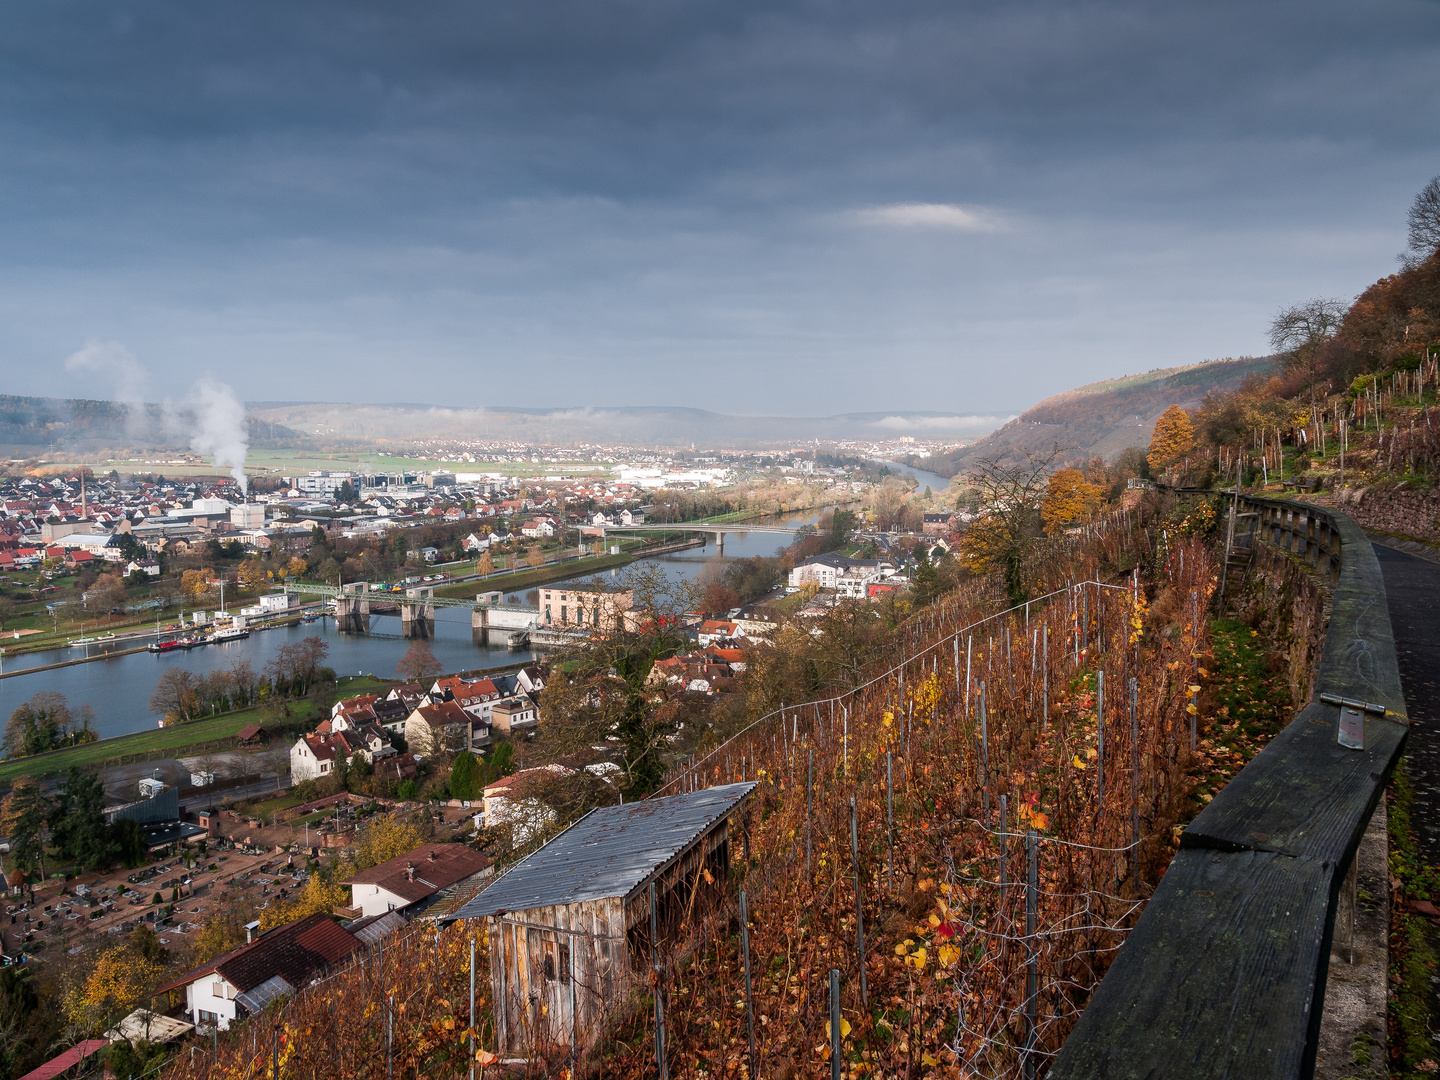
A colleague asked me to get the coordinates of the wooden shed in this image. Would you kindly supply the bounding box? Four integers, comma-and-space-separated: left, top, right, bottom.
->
453, 781, 756, 1061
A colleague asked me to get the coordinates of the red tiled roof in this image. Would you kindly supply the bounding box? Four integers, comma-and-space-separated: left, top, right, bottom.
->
157, 913, 361, 996
341, 844, 491, 905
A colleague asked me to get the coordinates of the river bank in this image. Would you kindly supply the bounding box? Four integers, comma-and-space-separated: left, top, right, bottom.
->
0, 513, 817, 742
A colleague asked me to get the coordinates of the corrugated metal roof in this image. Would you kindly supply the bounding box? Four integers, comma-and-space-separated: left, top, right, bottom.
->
454, 782, 756, 919
235, 974, 297, 1014
349, 910, 406, 945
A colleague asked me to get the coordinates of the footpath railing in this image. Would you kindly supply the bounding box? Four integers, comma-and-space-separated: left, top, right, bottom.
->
1050, 495, 1407, 1079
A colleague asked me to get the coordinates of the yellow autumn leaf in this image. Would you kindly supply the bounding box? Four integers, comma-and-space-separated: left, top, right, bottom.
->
824, 1018, 852, 1040
1198, 668, 1209, 678
1186, 704, 1198, 715
895, 943, 908, 956
927, 914, 941, 927
921, 1052, 940, 1066
911, 947, 928, 969
938, 943, 959, 966
1072, 755, 1087, 770
1188, 685, 1201, 694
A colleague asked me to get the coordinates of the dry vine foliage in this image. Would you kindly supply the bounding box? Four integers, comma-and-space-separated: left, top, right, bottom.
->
161, 508, 1221, 1080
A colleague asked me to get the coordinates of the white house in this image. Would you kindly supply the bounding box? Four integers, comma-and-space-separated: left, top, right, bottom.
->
341, 844, 492, 919
289, 733, 339, 782
157, 914, 363, 1031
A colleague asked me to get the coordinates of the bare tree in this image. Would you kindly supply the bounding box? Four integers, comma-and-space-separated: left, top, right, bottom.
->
261, 744, 292, 785
1408, 175, 1440, 256
396, 639, 442, 682
149, 668, 201, 724
1269, 298, 1345, 399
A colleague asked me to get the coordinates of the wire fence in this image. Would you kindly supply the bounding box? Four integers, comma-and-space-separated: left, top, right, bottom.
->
154, 492, 1220, 1079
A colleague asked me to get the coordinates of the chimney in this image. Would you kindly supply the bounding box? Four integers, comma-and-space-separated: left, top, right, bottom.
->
427, 850, 437, 861
245, 919, 260, 944
406, 862, 415, 881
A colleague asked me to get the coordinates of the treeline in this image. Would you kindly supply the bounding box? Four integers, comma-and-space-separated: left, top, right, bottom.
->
148, 636, 332, 725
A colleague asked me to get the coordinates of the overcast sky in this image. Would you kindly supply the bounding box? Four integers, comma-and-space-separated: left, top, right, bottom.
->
2, 0, 1438, 416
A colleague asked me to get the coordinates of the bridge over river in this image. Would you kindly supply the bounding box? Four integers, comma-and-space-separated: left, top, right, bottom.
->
281, 582, 582, 649
595, 521, 796, 553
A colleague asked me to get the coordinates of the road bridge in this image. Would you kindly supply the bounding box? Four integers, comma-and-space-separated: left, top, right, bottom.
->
596, 521, 798, 553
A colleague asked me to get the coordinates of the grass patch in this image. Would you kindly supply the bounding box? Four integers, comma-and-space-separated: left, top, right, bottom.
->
1387, 760, 1440, 1077
242, 792, 306, 819
1188, 619, 1293, 807
0, 675, 387, 784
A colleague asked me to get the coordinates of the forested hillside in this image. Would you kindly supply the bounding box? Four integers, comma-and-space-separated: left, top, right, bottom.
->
915, 356, 1274, 481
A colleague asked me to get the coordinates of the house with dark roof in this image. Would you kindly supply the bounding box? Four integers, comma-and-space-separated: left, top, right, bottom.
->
341, 843, 492, 919
452, 782, 755, 1058
157, 913, 363, 1030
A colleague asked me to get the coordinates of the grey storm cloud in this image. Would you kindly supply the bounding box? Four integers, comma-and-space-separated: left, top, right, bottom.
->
1, 0, 1438, 414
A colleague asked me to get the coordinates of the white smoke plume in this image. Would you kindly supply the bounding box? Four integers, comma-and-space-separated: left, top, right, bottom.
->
64, 340, 151, 404
187, 379, 250, 496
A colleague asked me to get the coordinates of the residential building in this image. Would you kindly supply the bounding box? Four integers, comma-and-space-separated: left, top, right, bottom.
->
341, 844, 492, 919
922, 512, 955, 537
157, 913, 363, 1031
290, 733, 339, 782
404, 700, 482, 755
697, 620, 738, 646
489, 697, 538, 734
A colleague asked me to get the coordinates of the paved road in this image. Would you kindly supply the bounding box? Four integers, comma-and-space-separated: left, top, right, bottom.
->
1374, 542, 1440, 863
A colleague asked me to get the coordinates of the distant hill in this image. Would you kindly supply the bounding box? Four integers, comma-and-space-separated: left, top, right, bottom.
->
911, 356, 1275, 481
0, 394, 1007, 453
0, 394, 311, 453
244, 402, 1010, 448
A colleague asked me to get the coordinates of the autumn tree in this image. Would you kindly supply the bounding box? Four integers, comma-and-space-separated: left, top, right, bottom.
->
265, 636, 330, 697
238, 559, 269, 589
1147, 405, 1196, 476
180, 569, 211, 598
1041, 468, 1104, 535
149, 668, 201, 724
87, 572, 126, 614
351, 811, 428, 870
477, 550, 494, 577
397, 638, 442, 682
526, 545, 544, 568
63, 937, 166, 1033
957, 446, 1060, 606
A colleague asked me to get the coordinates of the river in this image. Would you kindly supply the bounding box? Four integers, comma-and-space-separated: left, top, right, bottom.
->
882, 460, 956, 495
0, 511, 822, 741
